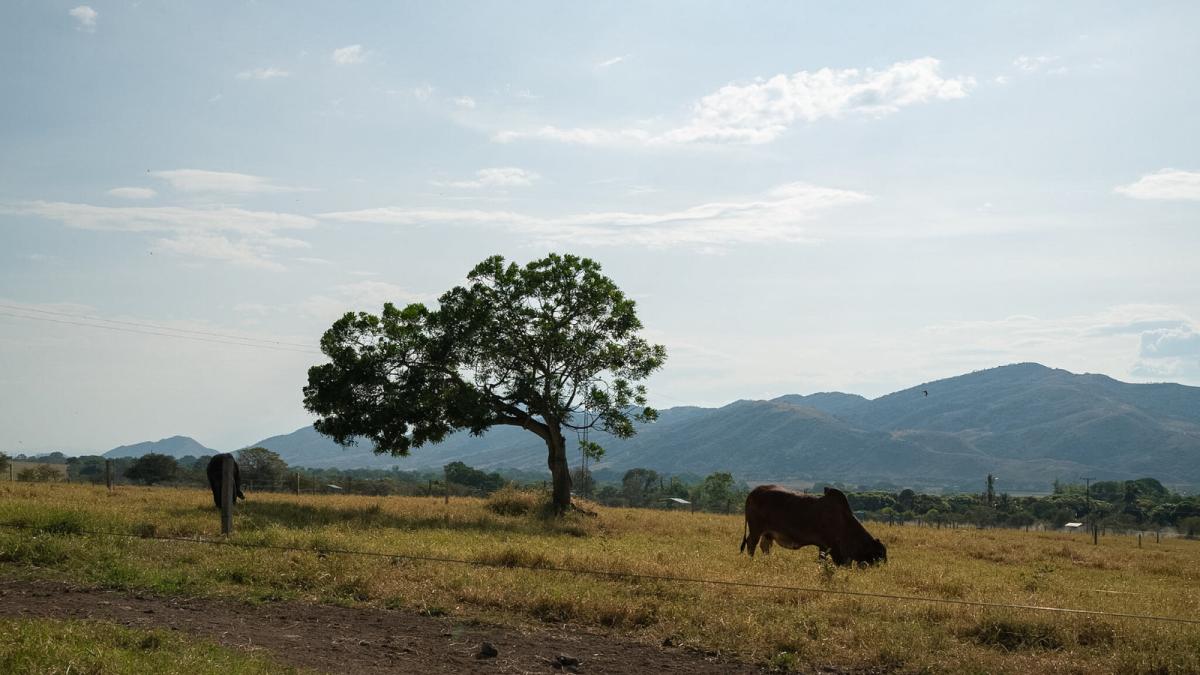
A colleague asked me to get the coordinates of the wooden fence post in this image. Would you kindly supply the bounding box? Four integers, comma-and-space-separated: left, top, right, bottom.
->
1138, 533, 1142, 548
220, 455, 234, 536
105, 460, 113, 492
1092, 523, 1098, 546
294, 473, 300, 495
444, 467, 450, 505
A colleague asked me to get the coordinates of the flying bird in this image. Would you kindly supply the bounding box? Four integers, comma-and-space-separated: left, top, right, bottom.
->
923, 390, 928, 397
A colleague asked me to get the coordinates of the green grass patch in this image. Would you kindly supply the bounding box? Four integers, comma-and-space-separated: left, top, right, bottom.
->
0, 618, 297, 674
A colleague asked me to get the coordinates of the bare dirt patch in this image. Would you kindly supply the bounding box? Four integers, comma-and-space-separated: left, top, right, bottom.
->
0, 579, 762, 674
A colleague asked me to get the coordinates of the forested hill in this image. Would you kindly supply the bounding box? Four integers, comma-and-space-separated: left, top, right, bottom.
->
102, 436, 216, 459
105, 363, 1200, 491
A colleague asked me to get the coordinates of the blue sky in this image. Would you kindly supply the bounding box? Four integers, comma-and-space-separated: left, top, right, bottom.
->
1, 2, 1198, 452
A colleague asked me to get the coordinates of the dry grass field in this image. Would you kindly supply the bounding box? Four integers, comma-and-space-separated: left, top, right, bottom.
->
1, 482, 1197, 673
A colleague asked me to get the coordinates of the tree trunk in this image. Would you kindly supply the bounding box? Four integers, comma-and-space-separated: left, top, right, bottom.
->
545, 424, 572, 514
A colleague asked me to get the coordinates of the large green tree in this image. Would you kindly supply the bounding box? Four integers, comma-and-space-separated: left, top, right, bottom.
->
237, 447, 290, 488
304, 254, 666, 512
123, 453, 178, 485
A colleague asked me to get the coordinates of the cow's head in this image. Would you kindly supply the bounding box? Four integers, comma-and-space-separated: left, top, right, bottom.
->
857, 536, 887, 566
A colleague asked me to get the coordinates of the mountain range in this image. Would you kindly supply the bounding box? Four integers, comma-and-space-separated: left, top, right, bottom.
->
96, 363, 1200, 490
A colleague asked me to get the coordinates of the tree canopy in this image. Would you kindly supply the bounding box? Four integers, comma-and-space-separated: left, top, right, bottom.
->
123, 453, 178, 485
304, 253, 666, 512
237, 447, 290, 487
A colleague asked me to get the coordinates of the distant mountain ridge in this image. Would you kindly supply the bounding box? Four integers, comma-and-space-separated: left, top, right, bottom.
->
100, 364, 1200, 490
103, 435, 216, 459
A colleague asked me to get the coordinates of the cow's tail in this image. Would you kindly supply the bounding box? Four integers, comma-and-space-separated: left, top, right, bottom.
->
739, 516, 748, 553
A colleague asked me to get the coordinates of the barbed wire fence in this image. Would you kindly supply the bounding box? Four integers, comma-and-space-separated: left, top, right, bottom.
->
0, 519, 1197, 627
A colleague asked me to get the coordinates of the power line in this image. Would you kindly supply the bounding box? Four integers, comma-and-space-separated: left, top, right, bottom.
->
0, 303, 319, 351
0, 310, 321, 355
0, 520, 1195, 626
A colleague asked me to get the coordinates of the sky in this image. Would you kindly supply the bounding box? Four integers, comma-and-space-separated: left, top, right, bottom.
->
1, 2, 1198, 453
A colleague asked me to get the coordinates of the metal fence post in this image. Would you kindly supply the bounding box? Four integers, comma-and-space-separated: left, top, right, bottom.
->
220, 455, 234, 536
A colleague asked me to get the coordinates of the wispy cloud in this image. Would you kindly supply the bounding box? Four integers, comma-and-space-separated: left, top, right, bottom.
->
3, 201, 316, 270
412, 84, 435, 101
496, 57, 973, 146
432, 167, 540, 189
68, 6, 97, 32
150, 169, 309, 195
596, 55, 628, 69
452, 96, 477, 109
236, 67, 290, 80
1013, 55, 1058, 72
107, 187, 157, 200
1114, 169, 1200, 201
321, 182, 870, 249
331, 44, 365, 65
299, 281, 430, 320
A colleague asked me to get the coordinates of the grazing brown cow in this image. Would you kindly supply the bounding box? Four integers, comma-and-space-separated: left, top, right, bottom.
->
740, 485, 886, 566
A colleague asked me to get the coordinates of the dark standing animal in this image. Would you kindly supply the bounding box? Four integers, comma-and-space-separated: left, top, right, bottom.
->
741, 485, 886, 566
206, 453, 246, 509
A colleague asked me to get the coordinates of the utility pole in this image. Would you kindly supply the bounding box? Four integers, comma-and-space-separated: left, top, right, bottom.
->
1082, 476, 1096, 541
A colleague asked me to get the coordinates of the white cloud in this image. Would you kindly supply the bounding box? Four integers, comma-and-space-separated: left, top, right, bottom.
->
1140, 326, 1200, 359
1114, 169, 1200, 201
496, 57, 973, 146
321, 181, 870, 249
1013, 55, 1058, 72
331, 45, 365, 65
433, 167, 540, 189
107, 187, 157, 200
494, 126, 652, 145
150, 169, 308, 195
452, 96, 477, 109
3, 201, 315, 269
68, 6, 97, 31
412, 84, 435, 101
236, 67, 290, 80
993, 75, 1010, 85
597, 55, 628, 69
300, 281, 430, 320
154, 233, 287, 271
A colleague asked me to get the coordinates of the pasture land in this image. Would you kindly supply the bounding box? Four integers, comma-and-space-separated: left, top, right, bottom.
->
0, 483, 1197, 673
0, 617, 296, 674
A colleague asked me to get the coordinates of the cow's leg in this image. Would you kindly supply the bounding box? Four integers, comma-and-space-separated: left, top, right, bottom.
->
745, 525, 764, 557
759, 534, 773, 555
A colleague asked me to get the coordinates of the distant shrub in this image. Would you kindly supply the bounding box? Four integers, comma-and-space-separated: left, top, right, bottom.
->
486, 486, 543, 516
16, 465, 63, 483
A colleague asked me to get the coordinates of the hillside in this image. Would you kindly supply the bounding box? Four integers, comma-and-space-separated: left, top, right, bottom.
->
105, 364, 1200, 490
102, 436, 216, 459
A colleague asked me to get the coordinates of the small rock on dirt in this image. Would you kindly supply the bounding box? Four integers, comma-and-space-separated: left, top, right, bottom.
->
476, 642, 498, 659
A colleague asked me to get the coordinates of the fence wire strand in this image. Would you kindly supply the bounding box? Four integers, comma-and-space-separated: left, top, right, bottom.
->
1, 521, 1197, 626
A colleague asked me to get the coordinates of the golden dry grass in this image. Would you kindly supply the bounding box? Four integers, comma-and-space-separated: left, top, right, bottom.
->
1, 482, 1197, 673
